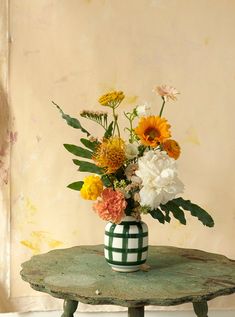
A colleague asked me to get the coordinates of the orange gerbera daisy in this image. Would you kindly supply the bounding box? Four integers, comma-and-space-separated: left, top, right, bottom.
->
162, 139, 181, 160
135, 116, 171, 147
93, 137, 126, 174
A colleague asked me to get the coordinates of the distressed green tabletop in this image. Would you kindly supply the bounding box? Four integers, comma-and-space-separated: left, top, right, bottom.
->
21, 245, 235, 317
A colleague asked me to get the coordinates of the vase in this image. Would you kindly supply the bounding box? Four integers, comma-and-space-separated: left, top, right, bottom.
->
104, 216, 148, 272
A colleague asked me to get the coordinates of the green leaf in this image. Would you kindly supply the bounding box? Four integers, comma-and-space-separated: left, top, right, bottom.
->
67, 181, 84, 191
53, 101, 90, 136
149, 209, 165, 224
104, 121, 114, 139
73, 159, 103, 174
64, 144, 93, 159
101, 175, 112, 187
161, 201, 187, 225
172, 197, 214, 227
162, 208, 171, 223
80, 138, 99, 151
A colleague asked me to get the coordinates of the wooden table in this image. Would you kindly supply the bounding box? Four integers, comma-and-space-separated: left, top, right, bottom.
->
20, 245, 235, 317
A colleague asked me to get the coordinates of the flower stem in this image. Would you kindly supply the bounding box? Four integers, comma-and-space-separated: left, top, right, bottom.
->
159, 98, 166, 117
112, 106, 120, 138
129, 117, 134, 143
124, 111, 137, 143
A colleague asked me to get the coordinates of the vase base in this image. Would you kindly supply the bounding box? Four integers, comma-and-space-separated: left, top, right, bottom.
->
110, 264, 141, 273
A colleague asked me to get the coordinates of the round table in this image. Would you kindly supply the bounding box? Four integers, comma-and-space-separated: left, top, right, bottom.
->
20, 245, 235, 317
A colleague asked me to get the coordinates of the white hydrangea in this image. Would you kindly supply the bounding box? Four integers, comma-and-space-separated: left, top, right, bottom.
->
135, 150, 184, 209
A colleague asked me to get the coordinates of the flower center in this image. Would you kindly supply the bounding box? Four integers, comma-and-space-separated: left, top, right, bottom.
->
145, 127, 160, 141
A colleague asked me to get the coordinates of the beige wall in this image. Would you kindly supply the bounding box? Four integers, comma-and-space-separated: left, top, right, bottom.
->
1, 0, 235, 312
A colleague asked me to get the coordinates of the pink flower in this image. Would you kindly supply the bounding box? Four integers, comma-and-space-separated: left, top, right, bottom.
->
93, 188, 127, 224
154, 85, 179, 101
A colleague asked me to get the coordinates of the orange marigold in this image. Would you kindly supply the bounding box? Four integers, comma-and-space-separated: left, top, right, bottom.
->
135, 116, 171, 147
162, 139, 181, 160
93, 137, 126, 174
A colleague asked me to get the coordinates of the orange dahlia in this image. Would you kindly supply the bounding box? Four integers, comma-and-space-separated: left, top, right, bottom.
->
135, 116, 171, 147
162, 139, 181, 160
93, 137, 126, 174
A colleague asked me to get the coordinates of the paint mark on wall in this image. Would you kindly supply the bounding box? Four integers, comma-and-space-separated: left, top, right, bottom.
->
23, 49, 40, 57
125, 95, 139, 105
21, 231, 63, 254
0, 130, 17, 185
204, 37, 210, 46
184, 127, 200, 145
36, 135, 42, 142
9, 131, 18, 144
72, 229, 79, 236
25, 197, 37, 216
54, 75, 68, 84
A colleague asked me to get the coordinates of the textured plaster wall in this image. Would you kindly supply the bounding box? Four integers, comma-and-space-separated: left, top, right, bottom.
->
4, 0, 235, 312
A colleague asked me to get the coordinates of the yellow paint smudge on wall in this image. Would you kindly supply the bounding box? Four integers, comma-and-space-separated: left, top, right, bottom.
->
125, 95, 138, 105
20, 240, 40, 254
48, 239, 63, 248
204, 37, 210, 45
21, 231, 63, 255
25, 197, 37, 215
72, 229, 79, 236
184, 127, 200, 145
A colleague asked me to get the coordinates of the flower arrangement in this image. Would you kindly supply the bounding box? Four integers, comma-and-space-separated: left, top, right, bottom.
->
54, 85, 214, 227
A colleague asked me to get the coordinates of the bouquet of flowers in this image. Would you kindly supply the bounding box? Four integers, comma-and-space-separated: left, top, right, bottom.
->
54, 85, 214, 227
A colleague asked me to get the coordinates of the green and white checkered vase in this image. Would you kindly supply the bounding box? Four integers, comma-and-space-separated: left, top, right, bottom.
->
104, 216, 148, 272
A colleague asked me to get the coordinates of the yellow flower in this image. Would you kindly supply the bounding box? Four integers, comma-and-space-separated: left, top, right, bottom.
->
135, 116, 171, 147
98, 91, 125, 106
80, 175, 103, 200
93, 137, 126, 174
162, 139, 181, 160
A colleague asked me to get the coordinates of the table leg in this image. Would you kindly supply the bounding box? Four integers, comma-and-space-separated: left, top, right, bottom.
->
128, 306, 144, 317
193, 301, 208, 317
61, 299, 78, 317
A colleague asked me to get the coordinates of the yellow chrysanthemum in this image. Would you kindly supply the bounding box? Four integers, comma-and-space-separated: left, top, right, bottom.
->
93, 137, 126, 174
162, 139, 181, 160
80, 175, 103, 200
98, 91, 125, 106
135, 116, 171, 147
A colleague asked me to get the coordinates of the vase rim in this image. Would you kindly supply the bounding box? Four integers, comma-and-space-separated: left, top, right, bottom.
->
121, 215, 137, 222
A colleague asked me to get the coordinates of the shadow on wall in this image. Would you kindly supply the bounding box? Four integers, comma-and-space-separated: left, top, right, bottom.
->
0, 283, 12, 313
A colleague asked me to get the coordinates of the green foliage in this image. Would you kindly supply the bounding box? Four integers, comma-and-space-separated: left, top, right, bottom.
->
138, 145, 146, 157
101, 175, 113, 187
73, 159, 103, 174
104, 121, 114, 139
149, 209, 166, 224
80, 110, 108, 129
53, 101, 90, 136
63, 144, 93, 159
172, 197, 214, 227
67, 181, 84, 191
164, 209, 171, 223
161, 201, 186, 225
157, 197, 214, 227
80, 138, 99, 151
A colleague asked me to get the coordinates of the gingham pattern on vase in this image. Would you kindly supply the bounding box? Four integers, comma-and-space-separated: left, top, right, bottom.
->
104, 216, 148, 272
